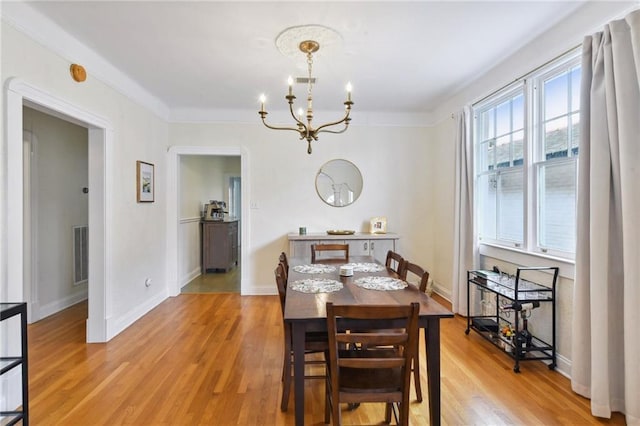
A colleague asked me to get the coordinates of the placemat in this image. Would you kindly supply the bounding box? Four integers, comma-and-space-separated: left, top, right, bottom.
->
344, 262, 385, 273
289, 278, 343, 293
291, 264, 337, 274
353, 276, 408, 291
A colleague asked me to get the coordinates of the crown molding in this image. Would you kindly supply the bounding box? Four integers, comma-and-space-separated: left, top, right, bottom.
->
1, 1, 170, 120
2, 2, 439, 128
168, 107, 434, 128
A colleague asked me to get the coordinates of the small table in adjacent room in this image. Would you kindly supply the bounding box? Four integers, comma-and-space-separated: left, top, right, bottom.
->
201, 219, 238, 273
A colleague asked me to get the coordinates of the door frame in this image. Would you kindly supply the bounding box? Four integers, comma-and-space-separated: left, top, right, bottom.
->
5, 78, 112, 342
166, 146, 250, 296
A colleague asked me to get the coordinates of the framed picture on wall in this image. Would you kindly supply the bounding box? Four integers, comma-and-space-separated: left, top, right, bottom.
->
369, 216, 387, 234
136, 161, 154, 202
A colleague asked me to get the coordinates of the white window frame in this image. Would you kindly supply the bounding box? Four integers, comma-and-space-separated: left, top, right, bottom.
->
474, 83, 528, 249
473, 49, 581, 279
530, 56, 581, 260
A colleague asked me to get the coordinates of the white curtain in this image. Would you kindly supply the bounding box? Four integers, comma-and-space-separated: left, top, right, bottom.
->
451, 106, 477, 315
572, 9, 640, 423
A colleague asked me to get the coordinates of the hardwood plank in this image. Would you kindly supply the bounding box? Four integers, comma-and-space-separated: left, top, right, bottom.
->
26, 294, 625, 425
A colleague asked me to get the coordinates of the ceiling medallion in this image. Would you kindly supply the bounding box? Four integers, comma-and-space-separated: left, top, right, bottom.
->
258, 25, 353, 154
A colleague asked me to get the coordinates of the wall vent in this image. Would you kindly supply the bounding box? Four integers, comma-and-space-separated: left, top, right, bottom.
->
295, 77, 317, 84
73, 225, 88, 285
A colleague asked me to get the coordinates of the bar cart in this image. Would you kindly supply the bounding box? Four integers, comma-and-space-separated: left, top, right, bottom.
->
465, 267, 558, 373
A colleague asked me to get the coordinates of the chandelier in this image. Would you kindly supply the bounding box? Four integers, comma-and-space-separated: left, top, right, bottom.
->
258, 39, 354, 154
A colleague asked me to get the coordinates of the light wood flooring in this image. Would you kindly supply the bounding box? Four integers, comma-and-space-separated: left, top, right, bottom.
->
27, 294, 625, 425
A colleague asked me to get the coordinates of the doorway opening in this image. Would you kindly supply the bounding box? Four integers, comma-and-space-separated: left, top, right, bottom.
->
177, 155, 241, 294
166, 146, 249, 297
6, 78, 111, 342
23, 107, 89, 323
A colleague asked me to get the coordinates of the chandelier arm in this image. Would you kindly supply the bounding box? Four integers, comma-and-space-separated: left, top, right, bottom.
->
317, 124, 350, 135
314, 111, 351, 134
287, 102, 308, 131
259, 116, 303, 133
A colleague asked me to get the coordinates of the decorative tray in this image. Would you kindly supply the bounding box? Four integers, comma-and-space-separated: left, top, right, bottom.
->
326, 230, 356, 235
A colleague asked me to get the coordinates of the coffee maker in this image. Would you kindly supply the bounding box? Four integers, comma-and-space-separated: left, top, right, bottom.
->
203, 200, 227, 221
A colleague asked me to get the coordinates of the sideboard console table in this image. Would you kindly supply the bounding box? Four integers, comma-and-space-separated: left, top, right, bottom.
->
287, 232, 400, 265
201, 219, 239, 273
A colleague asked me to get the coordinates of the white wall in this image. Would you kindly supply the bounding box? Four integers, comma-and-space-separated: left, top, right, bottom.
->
23, 106, 89, 318
428, 116, 457, 300
1, 21, 169, 339
168, 123, 435, 293
180, 155, 240, 218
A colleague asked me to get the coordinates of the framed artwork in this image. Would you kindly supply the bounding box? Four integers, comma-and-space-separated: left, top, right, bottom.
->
136, 161, 154, 202
369, 216, 387, 234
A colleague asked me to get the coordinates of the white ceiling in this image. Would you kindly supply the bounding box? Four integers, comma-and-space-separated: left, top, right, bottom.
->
17, 1, 591, 117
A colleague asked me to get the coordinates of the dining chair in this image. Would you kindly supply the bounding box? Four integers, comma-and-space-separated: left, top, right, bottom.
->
399, 260, 431, 402
400, 261, 430, 293
324, 302, 419, 426
311, 243, 349, 263
385, 250, 404, 275
275, 263, 327, 411
279, 252, 289, 283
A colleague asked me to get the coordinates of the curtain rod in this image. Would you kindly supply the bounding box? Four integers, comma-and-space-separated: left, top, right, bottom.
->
472, 43, 582, 107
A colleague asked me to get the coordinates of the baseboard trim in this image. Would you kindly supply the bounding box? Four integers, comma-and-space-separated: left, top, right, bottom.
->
37, 289, 88, 320
105, 290, 168, 340
180, 268, 201, 288
432, 281, 451, 301
554, 353, 571, 379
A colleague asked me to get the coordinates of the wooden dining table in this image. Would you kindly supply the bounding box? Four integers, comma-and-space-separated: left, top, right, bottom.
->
284, 255, 454, 425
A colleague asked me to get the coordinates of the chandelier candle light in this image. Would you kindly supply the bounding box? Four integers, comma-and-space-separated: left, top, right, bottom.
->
258, 40, 354, 154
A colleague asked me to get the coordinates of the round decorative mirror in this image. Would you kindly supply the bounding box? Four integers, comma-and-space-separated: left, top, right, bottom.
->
315, 159, 363, 207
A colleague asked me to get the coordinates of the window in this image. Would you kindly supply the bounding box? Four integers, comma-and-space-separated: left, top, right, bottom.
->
473, 52, 580, 259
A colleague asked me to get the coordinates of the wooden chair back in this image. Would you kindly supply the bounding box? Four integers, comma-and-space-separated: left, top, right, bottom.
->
400, 261, 430, 293
279, 252, 289, 275
385, 250, 404, 275
398, 260, 430, 403
311, 244, 349, 263
274, 263, 287, 314
275, 261, 327, 412
278, 252, 289, 284
325, 302, 419, 425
